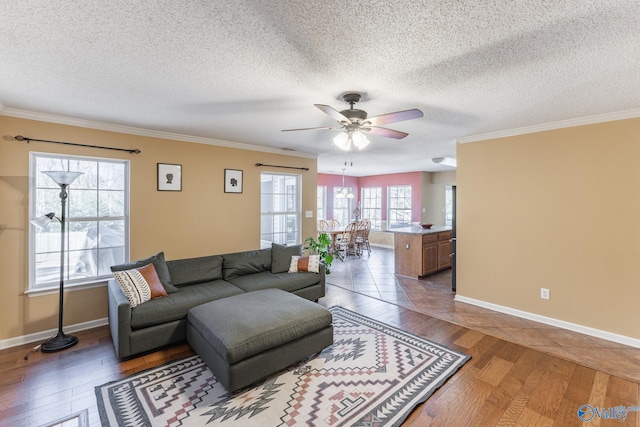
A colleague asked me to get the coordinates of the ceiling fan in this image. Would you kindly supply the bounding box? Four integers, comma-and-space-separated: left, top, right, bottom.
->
282, 93, 423, 151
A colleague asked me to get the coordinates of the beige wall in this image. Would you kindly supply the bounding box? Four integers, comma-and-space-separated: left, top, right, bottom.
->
457, 118, 640, 340
0, 115, 317, 341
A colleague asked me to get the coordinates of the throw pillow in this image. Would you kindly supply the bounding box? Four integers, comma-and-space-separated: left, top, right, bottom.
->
112, 263, 168, 308
288, 255, 320, 273
271, 243, 302, 273
110, 252, 179, 293
223, 249, 272, 280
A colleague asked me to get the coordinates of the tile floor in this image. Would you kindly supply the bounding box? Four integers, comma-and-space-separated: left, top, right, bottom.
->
326, 246, 640, 384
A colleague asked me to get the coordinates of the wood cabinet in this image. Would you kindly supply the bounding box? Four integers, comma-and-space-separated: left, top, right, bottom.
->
393, 229, 452, 278
437, 231, 452, 270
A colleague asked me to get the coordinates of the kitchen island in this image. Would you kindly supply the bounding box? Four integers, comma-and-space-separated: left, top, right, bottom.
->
387, 226, 452, 278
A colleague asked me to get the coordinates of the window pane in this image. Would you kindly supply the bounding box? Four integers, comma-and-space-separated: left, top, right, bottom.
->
99, 190, 125, 217
68, 189, 98, 218
69, 160, 98, 189
99, 162, 125, 190
35, 188, 61, 215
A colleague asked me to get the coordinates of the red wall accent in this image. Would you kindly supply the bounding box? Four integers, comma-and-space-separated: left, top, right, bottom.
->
317, 172, 422, 222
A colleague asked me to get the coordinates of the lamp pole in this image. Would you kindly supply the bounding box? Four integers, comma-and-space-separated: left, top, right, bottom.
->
40, 171, 83, 353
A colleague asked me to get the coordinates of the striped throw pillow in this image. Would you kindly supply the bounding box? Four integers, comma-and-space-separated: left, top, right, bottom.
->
112, 263, 167, 307
288, 255, 320, 273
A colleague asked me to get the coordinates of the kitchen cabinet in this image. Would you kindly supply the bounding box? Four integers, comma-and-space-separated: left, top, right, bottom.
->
390, 227, 452, 278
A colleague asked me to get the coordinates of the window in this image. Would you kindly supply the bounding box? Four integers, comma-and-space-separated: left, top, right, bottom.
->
361, 187, 382, 229
333, 188, 352, 226
260, 173, 301, 246
30, 153, 129, 290
445, 185, 453, 227
317, 185, 327, 220
388, 185, 412, 229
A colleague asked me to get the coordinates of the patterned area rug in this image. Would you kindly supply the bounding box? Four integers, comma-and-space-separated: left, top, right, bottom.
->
96, 306, 470, 426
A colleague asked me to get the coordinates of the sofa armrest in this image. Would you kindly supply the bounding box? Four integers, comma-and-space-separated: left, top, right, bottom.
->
107, 279, 133, 358
319, 262, 326, 282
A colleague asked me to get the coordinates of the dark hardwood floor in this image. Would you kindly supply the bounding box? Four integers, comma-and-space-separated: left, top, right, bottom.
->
1, 249, 638, 426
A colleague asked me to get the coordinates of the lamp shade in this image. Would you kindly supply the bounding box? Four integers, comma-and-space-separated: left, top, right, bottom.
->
351, 131, 370, 149
30, 212, 56, 230
42, 170, 83, 186
333, 132, 350, 151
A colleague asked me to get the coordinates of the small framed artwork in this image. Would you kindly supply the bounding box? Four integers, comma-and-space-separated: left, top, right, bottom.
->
158, 163, 182, 191
224, 169, 243, 193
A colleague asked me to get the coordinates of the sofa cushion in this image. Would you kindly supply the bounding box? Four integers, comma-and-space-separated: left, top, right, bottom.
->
111, 252, 179, 293
271, 243, 302, 273
130, 279, 244, 329
222, 249, 271, 280
112, 263, 167, 308
167, 255, 224, 286
227, 270, 321, 294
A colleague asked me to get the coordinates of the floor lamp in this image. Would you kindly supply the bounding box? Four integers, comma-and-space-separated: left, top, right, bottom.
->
30, 170, 83, 353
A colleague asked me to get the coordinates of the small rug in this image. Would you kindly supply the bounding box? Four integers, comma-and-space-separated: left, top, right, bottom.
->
96, 306, 469, 426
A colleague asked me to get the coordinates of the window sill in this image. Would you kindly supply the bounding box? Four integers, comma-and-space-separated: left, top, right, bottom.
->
25, 280, 108, 298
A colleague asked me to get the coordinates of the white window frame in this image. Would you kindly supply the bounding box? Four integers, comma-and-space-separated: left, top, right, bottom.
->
387, 185, 412, 229
361, 186, 382, 230
29, 152, 130, 292
332, 188, 352, 226
260, 172, 301, 246
445, 185, 453, 227
317, 185, 327, 220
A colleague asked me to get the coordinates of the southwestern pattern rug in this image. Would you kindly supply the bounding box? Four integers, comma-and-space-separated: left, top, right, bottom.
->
96, 306, 470, 426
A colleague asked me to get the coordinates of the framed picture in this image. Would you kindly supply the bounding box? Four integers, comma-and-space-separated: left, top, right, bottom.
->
224, 169, 243, 193
157, 163, 182, 191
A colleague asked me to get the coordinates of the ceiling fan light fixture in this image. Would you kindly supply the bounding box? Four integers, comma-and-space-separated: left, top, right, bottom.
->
351, 131, 369, 149
432, 157, 457, 167
333, 132, 350, 151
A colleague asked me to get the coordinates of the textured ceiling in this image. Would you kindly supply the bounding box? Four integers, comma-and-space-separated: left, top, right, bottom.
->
2, 1, 640, 176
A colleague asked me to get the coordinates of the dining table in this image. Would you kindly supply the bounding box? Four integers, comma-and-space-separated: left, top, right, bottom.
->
318, 222, 357, 251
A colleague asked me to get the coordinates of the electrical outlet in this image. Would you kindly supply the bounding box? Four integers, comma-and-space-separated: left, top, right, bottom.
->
540, 288, 550, 300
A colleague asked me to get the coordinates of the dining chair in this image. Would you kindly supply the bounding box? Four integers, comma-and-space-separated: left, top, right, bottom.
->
336, 221, 358, 258
329, 219, 341, 229
317, 219, 329, 231
355, 218, 371, 256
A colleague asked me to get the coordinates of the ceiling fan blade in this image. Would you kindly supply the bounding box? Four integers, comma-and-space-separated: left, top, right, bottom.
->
364, 108, 423, 126
363, 126, 409, 139
314, 104, 352, 124
281, 126, 340, 132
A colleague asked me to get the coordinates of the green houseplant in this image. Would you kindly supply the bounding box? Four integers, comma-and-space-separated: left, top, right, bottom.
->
304, 233, 342, 274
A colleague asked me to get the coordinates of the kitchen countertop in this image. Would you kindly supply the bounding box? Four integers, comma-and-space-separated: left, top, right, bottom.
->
385, 225, 452, 235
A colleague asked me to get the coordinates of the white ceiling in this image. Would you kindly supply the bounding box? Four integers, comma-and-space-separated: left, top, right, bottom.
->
2, 1, 640, 176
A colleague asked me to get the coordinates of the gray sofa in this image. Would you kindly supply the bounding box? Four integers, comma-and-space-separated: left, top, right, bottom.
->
107, 244, 325, 358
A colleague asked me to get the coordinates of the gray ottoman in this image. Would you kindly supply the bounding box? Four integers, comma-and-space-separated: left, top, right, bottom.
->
187, 288, 333, 392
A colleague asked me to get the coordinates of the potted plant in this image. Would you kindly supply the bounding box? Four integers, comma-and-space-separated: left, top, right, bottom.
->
304, 233, 342, 274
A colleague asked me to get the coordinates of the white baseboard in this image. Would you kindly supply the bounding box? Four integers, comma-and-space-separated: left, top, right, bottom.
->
454, 295, 640, 349
0, 318, 109, 351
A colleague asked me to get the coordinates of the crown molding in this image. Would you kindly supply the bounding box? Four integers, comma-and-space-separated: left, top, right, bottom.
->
458, 108, 640, 144
0, 107, 317, 159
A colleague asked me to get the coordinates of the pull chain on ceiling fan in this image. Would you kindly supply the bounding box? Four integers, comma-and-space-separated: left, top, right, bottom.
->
282, 92, 424, 152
